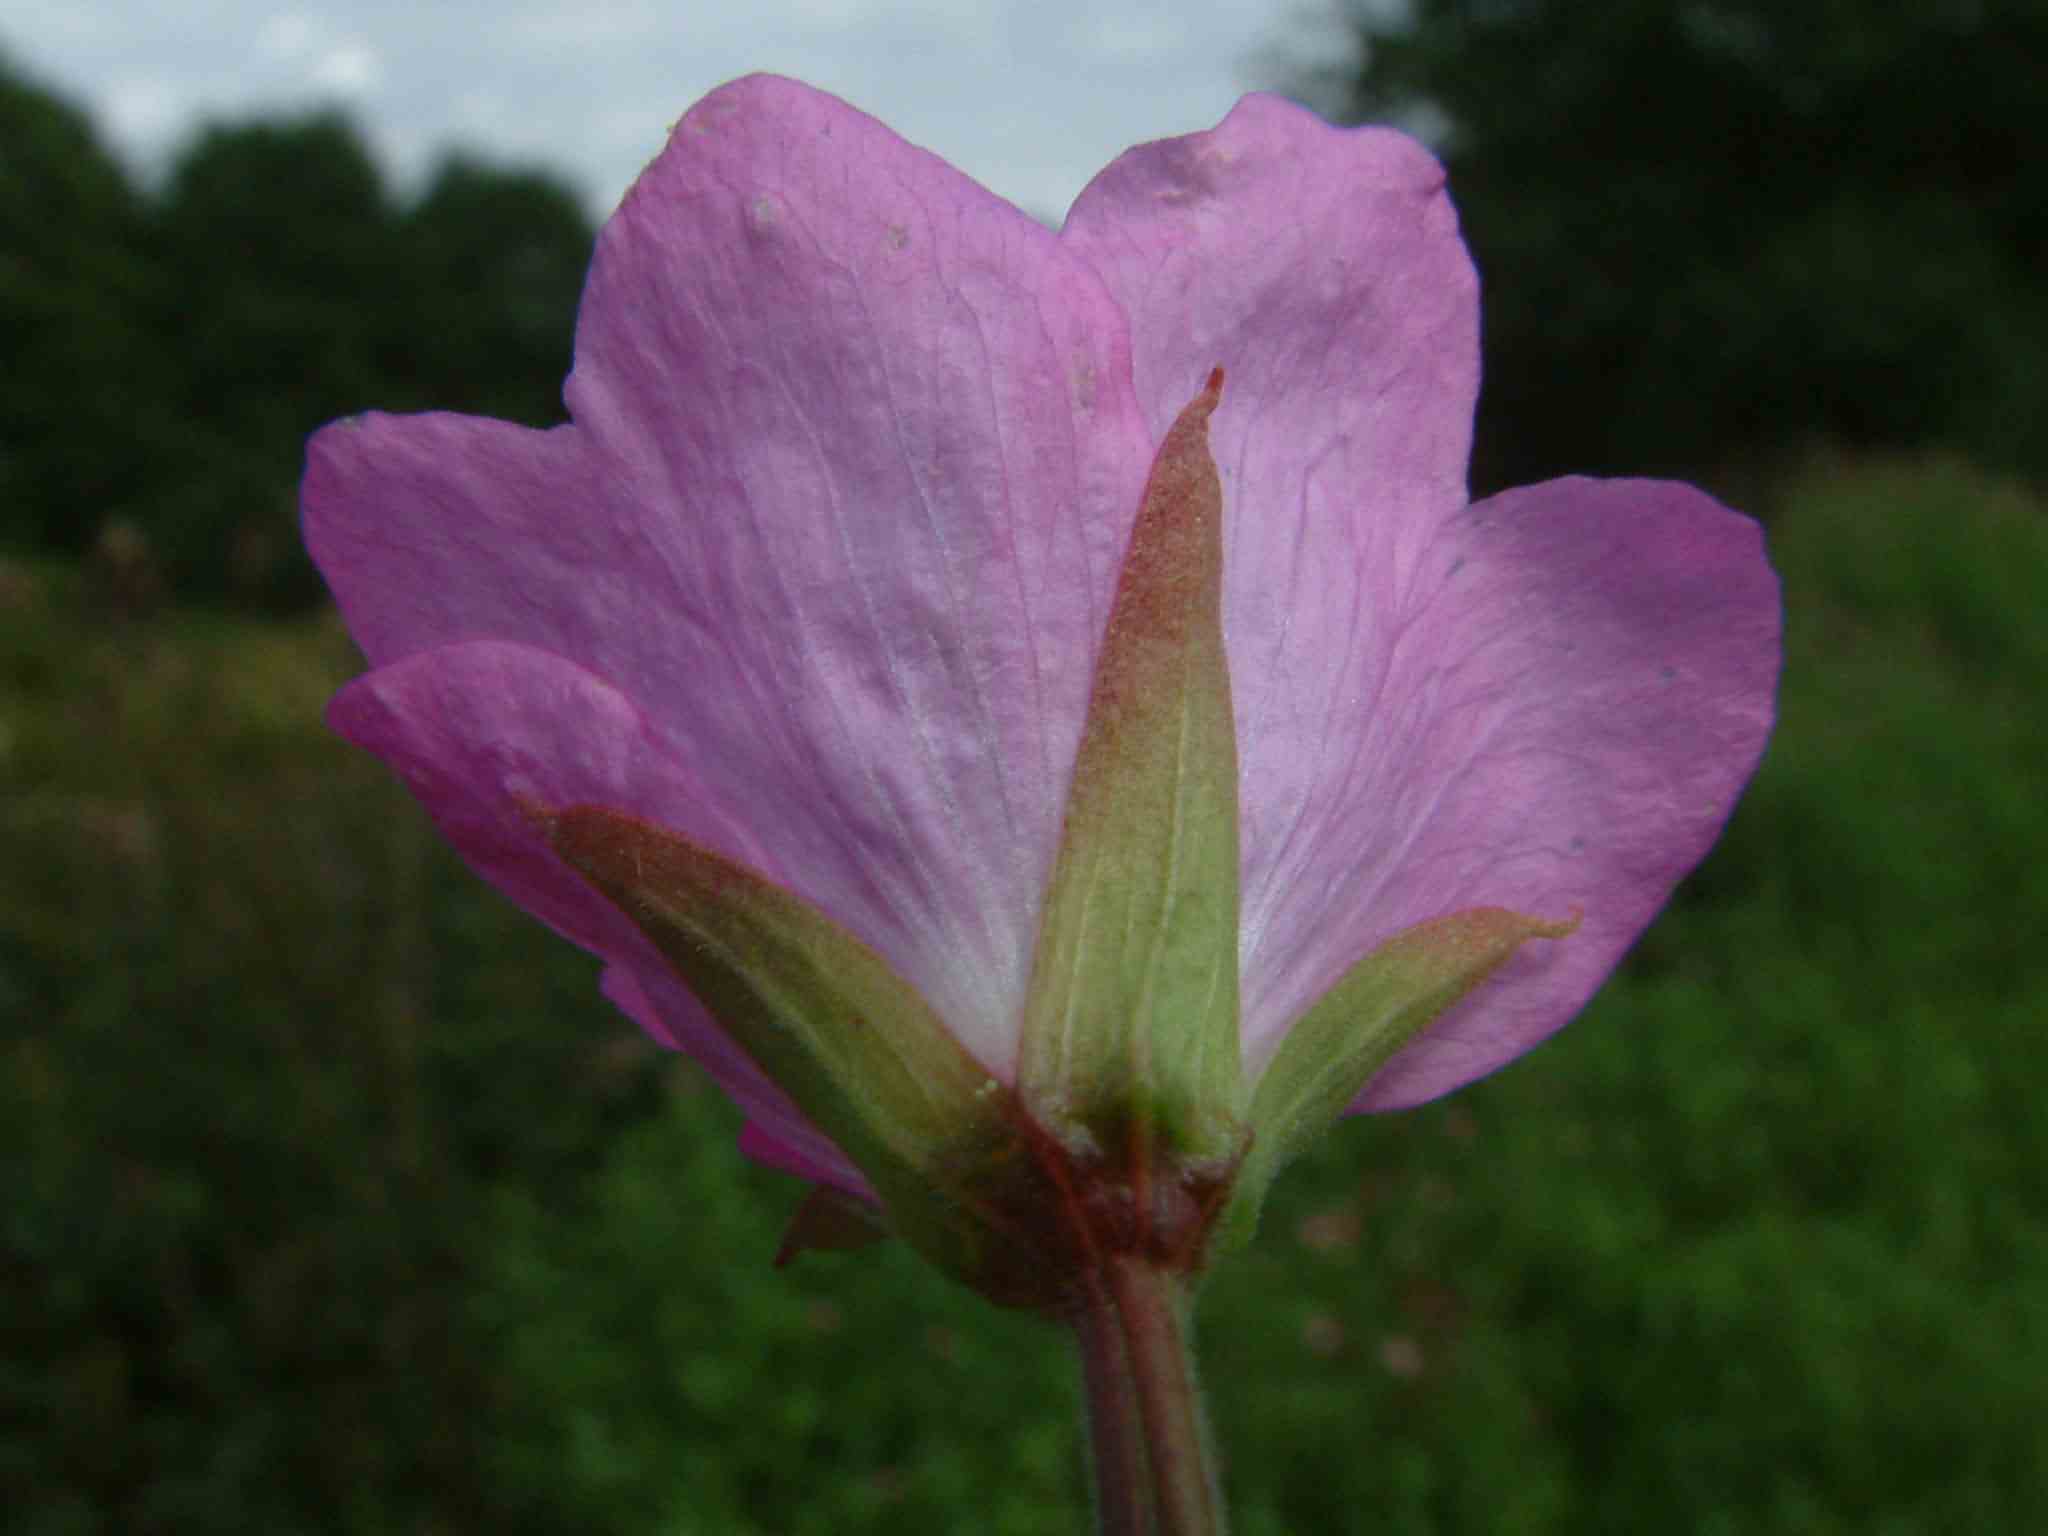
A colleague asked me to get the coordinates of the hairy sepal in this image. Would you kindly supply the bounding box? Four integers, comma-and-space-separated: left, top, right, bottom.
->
1018, 369, 1248, 1188
1222, 905, 1580, 1249
539, 803, 1065, 1305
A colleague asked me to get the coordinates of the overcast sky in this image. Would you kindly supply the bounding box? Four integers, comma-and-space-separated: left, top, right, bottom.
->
2, 1, 1360, 221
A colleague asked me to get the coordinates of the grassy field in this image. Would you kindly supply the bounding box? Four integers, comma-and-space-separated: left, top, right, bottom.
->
5, 454, 2045, 1533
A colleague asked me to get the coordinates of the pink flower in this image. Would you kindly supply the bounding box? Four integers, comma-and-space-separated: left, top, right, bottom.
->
303, 76, 1778, 1238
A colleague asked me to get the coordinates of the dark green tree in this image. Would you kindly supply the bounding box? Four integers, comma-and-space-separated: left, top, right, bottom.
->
2, 64, 593, 609
1305, 0, 2048, 492
400, 156, 591, 428
146, 111, 405, 605
0, 53, 176, 555
137, 115, 591, 608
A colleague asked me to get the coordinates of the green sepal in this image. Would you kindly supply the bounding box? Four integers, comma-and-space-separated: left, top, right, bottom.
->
535, 802, 1064, 1305
1017, 368, 1247, 1178
1220, 905, 1581, 1250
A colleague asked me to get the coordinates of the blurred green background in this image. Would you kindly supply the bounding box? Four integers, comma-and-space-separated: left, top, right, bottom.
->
5, 5, 2046, 1532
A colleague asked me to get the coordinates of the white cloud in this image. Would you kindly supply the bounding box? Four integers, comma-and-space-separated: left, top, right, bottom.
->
785, 0, 863, 25
1079, 14, 1178, 59
254, 12, 317, 59
503, 0, 665, 50
309, 40, 381, 95
101, 76, 183, 142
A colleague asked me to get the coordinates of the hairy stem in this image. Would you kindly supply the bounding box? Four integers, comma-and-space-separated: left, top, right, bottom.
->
1071, 1259, 1227, 1535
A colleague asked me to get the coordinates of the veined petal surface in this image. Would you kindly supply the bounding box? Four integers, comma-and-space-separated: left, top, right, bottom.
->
309, 75, 1782, 1183
329, 639, 869, 1192
1061, 100, 1779, 1105
305, 75, 1155, 1077
1324, 477, 1779, 1108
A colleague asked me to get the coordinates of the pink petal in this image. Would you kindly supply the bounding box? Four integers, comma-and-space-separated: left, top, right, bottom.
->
1060, 98, 1777, 1105
735, 1119, 873, 1200
328, 640, 743, 953
1265, 477, 1779, 1110
1057, 100, 1477, 1010
608, 967, 875, 1202
331, 637, 869, 1194
1059, 100, 1480, 905
304, 76, 1156, 1075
